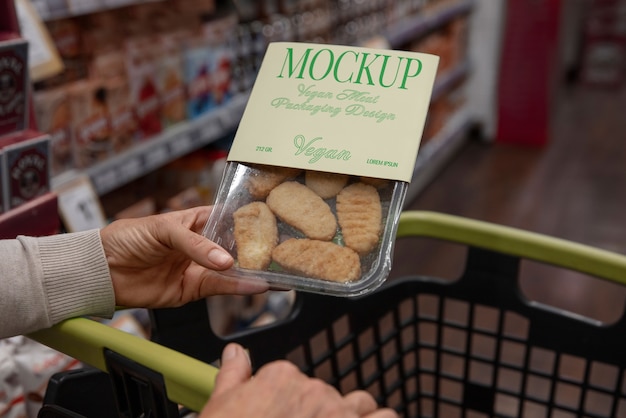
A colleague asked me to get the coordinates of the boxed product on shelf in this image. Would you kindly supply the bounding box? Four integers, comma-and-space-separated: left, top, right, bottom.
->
181, 13, 238, 119
105, 76, 138, 153
45, 18, 82, 60
203, 42, 439, 297
0, 130, 51, 211
124, 36, 163, 139
157, 31, 187, 127
0, 33, 29, 139
66, 79, 114, 168
0, 151, 4, 213
33, 86, 75, 176
202, 13, 237, 107
0, 192, 59, 238
183, 36, 215, 119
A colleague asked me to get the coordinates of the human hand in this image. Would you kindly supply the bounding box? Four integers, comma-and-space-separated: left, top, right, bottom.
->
200, 343, 398, 418
100, 206, 269, 308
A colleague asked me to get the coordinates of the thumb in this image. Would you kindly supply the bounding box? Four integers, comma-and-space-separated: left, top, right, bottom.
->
212, 343, 252, 396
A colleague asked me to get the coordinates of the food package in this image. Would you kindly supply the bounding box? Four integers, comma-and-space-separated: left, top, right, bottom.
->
0, 34, 29, 139
67, 79, 113, 168
0, 130, 51, 211
0, 341, 27, 418
105, 76, 137, 153
203, 42, 439, 296
7, 336, 80, 418
157, 32, 187, 127
33, 87, 74, 176
124, 36, 162, 140
0, 152, 4, 213
182, 36, 214, 119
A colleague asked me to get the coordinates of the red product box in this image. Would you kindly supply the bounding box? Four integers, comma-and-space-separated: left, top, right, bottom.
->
0, 192, 59, 239
0, 150, 4, 213
0, 129, 51, 211
0, 33, 29, 138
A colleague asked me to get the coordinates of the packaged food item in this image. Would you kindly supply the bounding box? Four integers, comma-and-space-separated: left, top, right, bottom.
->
125, 36, 162, 140
0, 130, 51, 211
33, 86, 74, 176
0, 341, 27, 418
67, 79, 113, 168
9, 336, 80, 417
0, 152, 4, 213
0, 34, 29, 138
203, 42, 439, 296
183, 36, 214, 119
157, 32, 187, 127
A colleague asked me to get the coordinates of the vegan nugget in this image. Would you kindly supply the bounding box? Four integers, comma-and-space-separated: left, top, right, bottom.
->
245, 164, 302, 199
360, 176, 390, 189
336, 182, 382, 255
305, 170, 349, 199
266, 181, 337, 241
272, 238, 361, 282
233, 201, 278, 270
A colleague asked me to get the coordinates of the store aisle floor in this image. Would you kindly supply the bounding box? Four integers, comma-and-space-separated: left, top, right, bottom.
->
389, 82, 626, 325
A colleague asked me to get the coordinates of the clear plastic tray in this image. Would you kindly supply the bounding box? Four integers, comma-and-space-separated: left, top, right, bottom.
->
203, 162, 407, 297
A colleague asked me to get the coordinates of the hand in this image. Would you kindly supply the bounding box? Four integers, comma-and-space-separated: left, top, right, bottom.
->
200, 343, 398, 418
100, 206, 269, 308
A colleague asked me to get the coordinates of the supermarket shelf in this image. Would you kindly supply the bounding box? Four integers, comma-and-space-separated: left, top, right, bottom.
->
431, 60, 470, 101
405, 106, 473, 206
31, 0, 164, 21
52, 92, 249, 196
385, 0, 474, 49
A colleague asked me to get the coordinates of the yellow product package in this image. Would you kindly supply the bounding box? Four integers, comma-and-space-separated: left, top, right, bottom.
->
204, 42, 439, 296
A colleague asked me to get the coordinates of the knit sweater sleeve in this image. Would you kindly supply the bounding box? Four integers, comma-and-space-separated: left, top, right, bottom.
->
0, 230, 115, 339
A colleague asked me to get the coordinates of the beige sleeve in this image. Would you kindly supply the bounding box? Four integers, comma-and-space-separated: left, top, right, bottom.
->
0, 230, 115, 338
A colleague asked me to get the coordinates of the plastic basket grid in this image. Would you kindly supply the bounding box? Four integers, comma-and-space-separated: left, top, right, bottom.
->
274, 278, 626, 418
150, 247, 626, 417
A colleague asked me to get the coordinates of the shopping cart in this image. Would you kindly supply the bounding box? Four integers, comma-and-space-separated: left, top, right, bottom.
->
30, 211, 626, 418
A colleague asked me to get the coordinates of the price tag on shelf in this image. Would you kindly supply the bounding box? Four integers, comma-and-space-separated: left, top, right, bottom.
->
92, 169, 118, 195
188, 128, 201, 144
118, 157, 143, 181
199, 120, 222, 143
169, 133, 193, 157
57, 175, 107, 232
144, 146, 168, 170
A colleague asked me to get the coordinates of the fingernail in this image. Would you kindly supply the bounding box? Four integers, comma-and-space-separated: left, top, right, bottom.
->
221, 343, 252, 367
208, 248, 232, 266
222, 343, 239, 361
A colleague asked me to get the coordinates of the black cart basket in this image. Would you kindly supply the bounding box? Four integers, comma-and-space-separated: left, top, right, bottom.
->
31, 211, 626, 418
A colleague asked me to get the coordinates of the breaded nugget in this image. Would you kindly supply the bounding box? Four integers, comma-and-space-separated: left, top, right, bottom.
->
272, 238, 361, 282
336, 182, 382, 255
245, 164, 302, 199
305, 170, 349, 199
360, 176, 390, 189
266, 181, 337, 241
233, 201, 278, 270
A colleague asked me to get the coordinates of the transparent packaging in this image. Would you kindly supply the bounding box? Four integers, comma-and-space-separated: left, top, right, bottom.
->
203, 162, 407, 297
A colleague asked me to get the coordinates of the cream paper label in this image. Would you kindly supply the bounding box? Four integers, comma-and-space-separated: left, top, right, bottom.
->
228, 42, 439, 182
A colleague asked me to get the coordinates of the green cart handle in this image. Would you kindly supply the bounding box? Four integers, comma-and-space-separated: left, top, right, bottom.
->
29, 317, 218, 412
397, 211, 626, 286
